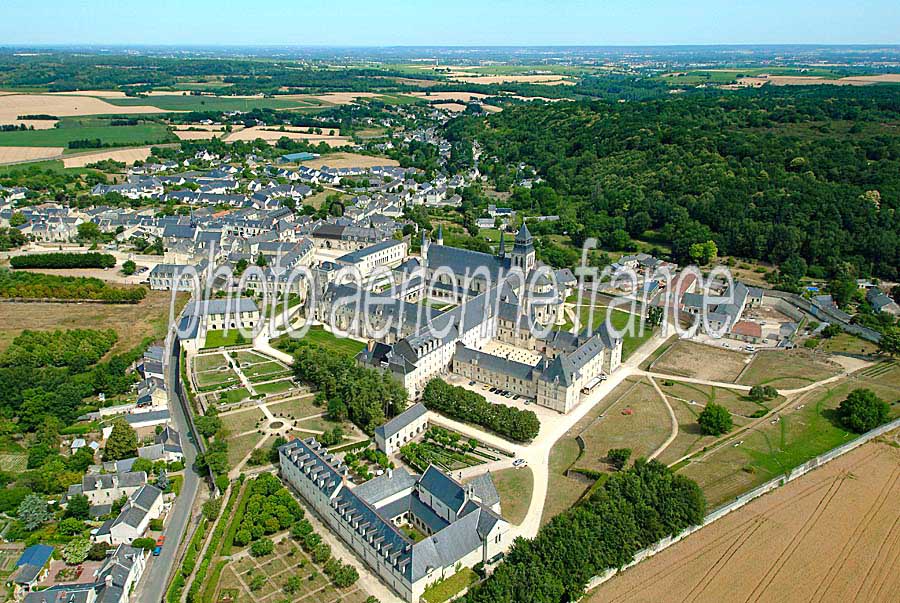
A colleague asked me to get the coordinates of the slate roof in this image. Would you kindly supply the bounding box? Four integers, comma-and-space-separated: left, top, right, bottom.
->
374, 403, 428, 441
419, 466, 467, 514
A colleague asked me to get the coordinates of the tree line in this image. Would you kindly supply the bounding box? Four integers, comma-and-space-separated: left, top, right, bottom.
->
10, 252, 116, 269
422, 379, 540, 442
0, 269, 146, 303
463, 460, 705, 602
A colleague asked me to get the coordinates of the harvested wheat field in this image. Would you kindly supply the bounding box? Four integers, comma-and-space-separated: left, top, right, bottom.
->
62, 146, 155, 168
0, 146, 62, 164
0, 94, 167, 122
588, 433, 900, 603
173, 129, 222, 140
408, 91, 489, 102
279, 92, 380, 105
223, 125, 350, 146
300, 152, 399, 169
436, 102, 468, 112
738, 73, 900, 87
452, 74, 574, 85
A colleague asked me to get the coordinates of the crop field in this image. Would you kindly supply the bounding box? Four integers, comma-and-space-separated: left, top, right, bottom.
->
0, 93, 166, 124
650, 340, 750, 382
0, 118, 173, 147
738, 349, 842, 389
104, 94, 307, 112
0, 146, 63, 163
223, 126, 351, 146
0, 291, 186, 355
589, 435, 900, 603
62, 146, 154, 168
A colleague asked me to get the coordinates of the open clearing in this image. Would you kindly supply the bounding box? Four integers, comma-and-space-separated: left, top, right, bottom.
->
62, 146, 154, 168
588, 434, 900, 603
478, 467, 533, 526
407, 91, 490, 102
299, 152, 398, 169
0, 146, 63, 164
738, 349, 842, 389
0, 290, 185, 354
650, 340, 749, 382
0, 94, 166, 123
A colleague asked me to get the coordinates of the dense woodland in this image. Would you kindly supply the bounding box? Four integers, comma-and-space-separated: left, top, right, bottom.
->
447, 86, 900, 279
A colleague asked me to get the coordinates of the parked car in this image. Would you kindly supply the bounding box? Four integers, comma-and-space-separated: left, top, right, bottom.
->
153, 546, 162, 556
513, 458, 527, 468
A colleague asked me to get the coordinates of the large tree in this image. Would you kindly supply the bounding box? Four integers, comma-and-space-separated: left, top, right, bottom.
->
17, 493, 51, 531
836, 389, 890, 433
103, 419, 138, 461
698, 402, 733, 436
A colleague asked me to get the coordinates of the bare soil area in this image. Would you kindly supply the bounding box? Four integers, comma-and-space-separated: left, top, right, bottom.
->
650, 340, 750, 382
224, 126, 350, 146
588, 434, 900, 603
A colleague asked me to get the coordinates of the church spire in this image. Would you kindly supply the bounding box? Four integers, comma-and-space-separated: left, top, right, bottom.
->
436, 224, 444, 246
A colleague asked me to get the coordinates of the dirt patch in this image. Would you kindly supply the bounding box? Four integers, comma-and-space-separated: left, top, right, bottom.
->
62, 146, 154, 168
737, 73, 900, 87
0, 145, 63, 164
173, 130, 222, 140
588, 435, 900, 603
436, 102, 469, 112
650, 340, 750, 382
0, 94, 167, 122
299, 152, 399, 169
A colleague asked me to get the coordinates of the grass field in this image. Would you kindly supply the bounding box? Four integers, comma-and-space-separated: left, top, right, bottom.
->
301, 326, 366, 357
572, 378, 670, 474
217, 387, 250, 405
253, 379, 297, 396
203, 329, 247, 349
267, 395, 320, 420
487, 467, 533, 525
650, 340, 749, 382
104, 95, 308, 112
541, 437, 589, 526
220, 408, 266, 435
226, 432, 262, 468
422, 568, 478, 603
737, 349, 841, 389
195, 368, 241, 390
194, 353, 230, 372
677, 365, 900, 507
0, 290, 186, 355
0, 119, 173, 147
819, 332, 880, 356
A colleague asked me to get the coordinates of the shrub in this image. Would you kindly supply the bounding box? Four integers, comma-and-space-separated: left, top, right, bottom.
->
250, 538, 274, 557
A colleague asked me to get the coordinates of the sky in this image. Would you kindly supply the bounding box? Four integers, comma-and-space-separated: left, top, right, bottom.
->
1, 0, 898, 47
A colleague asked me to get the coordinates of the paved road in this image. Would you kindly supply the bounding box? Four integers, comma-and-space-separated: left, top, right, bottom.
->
136, 335, 202, 603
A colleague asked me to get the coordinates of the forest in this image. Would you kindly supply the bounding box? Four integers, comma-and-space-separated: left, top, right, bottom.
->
446, 85, 900, 279
0, 270, 146, 302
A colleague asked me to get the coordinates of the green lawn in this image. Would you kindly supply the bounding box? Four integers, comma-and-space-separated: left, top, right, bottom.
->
486, 467, 533, 525
0, 120, 174, 147
562, 305, 654, 359
203, 330, 248, 349
218, 387, 250, 405
104, 95, 306, 112
422, 568, 478, 603
302, 326, 366, 357
253, 380, 296, 396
